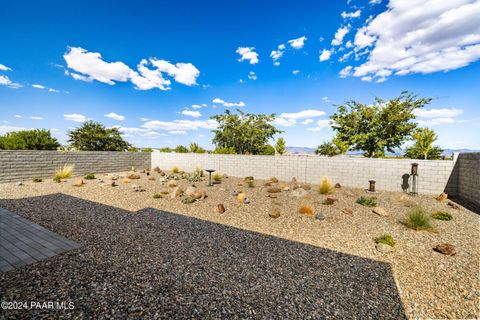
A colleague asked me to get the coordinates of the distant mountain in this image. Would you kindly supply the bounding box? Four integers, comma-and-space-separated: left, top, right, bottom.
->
286, 146, 480, 156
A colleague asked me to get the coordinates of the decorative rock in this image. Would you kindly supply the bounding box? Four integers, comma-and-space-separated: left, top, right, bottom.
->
435, 192, 448, 202
267, 187, 282, 193
159, 170, 166, 176
326, 197, 338, 203
16, 181, 23, 186
266, 194, 277, 199
148, 177, 155, 181
73, 178, 84, 187
447, 201, 460, 210
373, 207, 389, 217
243, 197, 251, 204
153, 166, 161, 173
315, 212, 326, 220
110, 181, 117, 187
185, 186, 197, 197
191, 189, 207, 200
290, 188, 308, 198
159, 177, 167, 183
301, 184, 311, 191
111, 175, 119, 180
269, 207, 281, 218
132, 184, 146, 192
342, 208, 353, 215
263, 182, 272, 187
122, 178, 131, 184
334, 183, 342, 188
270, 177, 279, 183
376, 243, 394, 253
171, 187, 184, 198
167, 180, 177, 188
216, 204, 226, 213
127, 172, 141, 179
434, 243, 456, 256
232, 190, 239, 196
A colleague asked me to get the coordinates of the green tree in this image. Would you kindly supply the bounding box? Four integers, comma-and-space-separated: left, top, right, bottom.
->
258, 144, 276, 155
275, 137, 286, 155
142, 148, 154, 152
128, 147, 139, 152
405, 127, 443, 159
159, 147, 172, 152
331, 91, 431, 158
210, 109, 282, 154
67, 121, 131, 151
189, 142, 206, 153
0, 129, 60, 150
213, 147, 237, 154
174, 145, 189, 153
315, 141, 340, 157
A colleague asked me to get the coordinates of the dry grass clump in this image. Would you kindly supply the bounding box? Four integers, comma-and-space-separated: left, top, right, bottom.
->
55, 164, 74, 180
212, 172, 222, 182
127, 172, 140, 179
172, 166, 181, 174
319, 176, 334, 194
247, 180, 255, 188
403, 206, 433, 231
193, 165, 203, 177
153, 193, 162, 199
298, 205, 314, 216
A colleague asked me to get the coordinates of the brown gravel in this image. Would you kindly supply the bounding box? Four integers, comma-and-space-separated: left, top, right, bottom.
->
0, 170, 479, 319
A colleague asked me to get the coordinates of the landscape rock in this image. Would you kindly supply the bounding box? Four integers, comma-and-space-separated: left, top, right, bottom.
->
315, 212, 326, 220
243, 197, 251, 204
269, 207, 281, 218
216, 204, 226, 213
270, 177, 279, 183
159, 170, 166, 176
16, 181, 23, 186
159, 189, 169, 195
447, 201, 460, 210
148, 177, 155, 181
373, 207, 389, 217
171, 187, 184, 198
127, 172, 141, 179
167, 180, 177, 188
191, 189, 207, 200
290, 188, 308, 198
435, 192, 448, 202
232, 190, 239, 196
153, 166, 161, 173
73, 179, 84, 187
342, 208, 353, 215
110, 181, 117, 187
185, 186, 197, 197
266, 194, 277, 199
111, 175, 119, 180
326, 197, 338, 203
376, 243, 394, 253
301, 184, 311, 191
434, 243, 456, 256
334, 183, 342, 188
267, 187, 282, 193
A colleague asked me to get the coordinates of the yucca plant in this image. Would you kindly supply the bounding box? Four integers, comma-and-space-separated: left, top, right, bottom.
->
55, 164, 74, 180
319, 176, 334, 194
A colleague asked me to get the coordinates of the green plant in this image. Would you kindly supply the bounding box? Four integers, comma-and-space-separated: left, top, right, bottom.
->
258, 144, 276, 155
184, 173, 202, 182
153, 193, 162, 199
213, 147, 237, 154
322, 198, 336, 205
181, 196, 196, 204
159, 147, 172, 152
405, 127, 443, 160
374, 234, 396, 247
212, 172, 222, 182
55, 165, 74, 180
319, 176, 334, 194
431, 211, 453, 221
275, 137, 286, 155
67, 121, 131, 151
142, 148, 154, 152
84, 173, 95, 180
0, 129, 60, 150
244, 176, 254, 181
403, 206, 433, 231
247, 180, 255, 188
53, 176, 62, 183
174, 145, 189, 153
128, 147, 139, 152
189, 142, 206, 153
356, 196, 377, 207
32, 177, 43, 182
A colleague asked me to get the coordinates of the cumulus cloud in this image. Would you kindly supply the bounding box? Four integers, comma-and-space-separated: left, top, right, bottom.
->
331, 26, 350, 46
319, 49, 332, 61
181, 110, 202, 118
351, 0, 480, 82
212, 98, 245, 107
0, 66, 22, 89
270, 44, 285, 65
273, 117, 297, 127
248, 71, 257, 80
274, 109, 326, 127
414, 108, 464, 126
306, 119, 331, 131
236, 47, 259, 64
142, 119, 217, 131
0, 125, 28, 135
64, 113, 87, 122
0, 64, 11, 71
339, 66, 353, 78
169, 130, 188, 135
301, 119, 314, 124
104, 112, 125, 121
288, 36, 307, 49
341, 10, 361, 19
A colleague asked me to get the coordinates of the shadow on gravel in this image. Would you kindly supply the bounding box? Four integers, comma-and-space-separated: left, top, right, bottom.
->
1, 193, 406, 319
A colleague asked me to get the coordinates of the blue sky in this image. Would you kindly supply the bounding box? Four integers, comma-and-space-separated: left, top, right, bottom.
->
1, 0, 479, 149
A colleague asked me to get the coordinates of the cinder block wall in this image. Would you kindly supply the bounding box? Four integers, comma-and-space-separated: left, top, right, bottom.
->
456, 152, 480, 208
0, 150, 151, 183
151, 153, 458, 195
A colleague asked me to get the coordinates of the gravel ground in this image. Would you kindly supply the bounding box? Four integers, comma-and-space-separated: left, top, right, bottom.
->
0, 170, 478, 319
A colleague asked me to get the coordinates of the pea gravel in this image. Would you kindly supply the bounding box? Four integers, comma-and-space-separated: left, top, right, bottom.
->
0, 171, 478, 319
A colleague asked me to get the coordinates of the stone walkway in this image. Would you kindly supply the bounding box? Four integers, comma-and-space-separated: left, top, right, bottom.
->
0, 208, 80, 272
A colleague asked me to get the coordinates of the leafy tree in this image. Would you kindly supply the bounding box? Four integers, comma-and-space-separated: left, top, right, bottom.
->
405, 127, 443, 159
332, 135, 349, 154
67, 121, 131, 151
210, 109, 282, 154
142, 148, 154, 152
275, 137, 286, 155
258, 144, 276, 155
0, 129, 60, 150
128, 147, 139, 152
331, 91, 432, 158
213, 147, 237, 154
159, 147, 172, 152
174, 145, 189, 153
189, 142, 206, 153
315, 141, 340, 157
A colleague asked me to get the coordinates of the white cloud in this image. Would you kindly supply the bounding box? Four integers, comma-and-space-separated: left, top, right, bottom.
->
14, 115, 22, 118
280, 109, 325, 119
273, 61, 280, 66
288, 36, 307, 49
169, 130, 188, 135
301, 119, 314, 124
351, 0, 480, 82
306, 119, 331, 131
142, 119, 217, 131
0, 75, 22, 88
181, 110, 202, 118
150, 58, 200, 86
0, 125, 27, 135
273, 117, 297, 127
212, 98, 225, 104
236, 47, 259, 64
292, 70, 301, 75
248, 71, 257, 80
212, 98, 245, 107
130, 59, 171, 90
341, 10, 361, 19
140, 117, 150, 121
339, 65, 353, 78
30, 116, 43, 120
191, 104, 203, 109
322, 96, 333, 103
64, 113, 87, 122
270, 44, 285, 64
319, 49, 332, 61
414, 108, 464, 126
104, 112, 125, 121
32, 84, 46, 89
0, 64, 11, 71
369, 0, 382, 4
332, 26, 350, 46
48, 88, 60, 93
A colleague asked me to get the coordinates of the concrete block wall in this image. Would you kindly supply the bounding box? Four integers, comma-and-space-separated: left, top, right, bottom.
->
0, 150, 151, 183
456, 152, 480, 208
151, 153, 458, 195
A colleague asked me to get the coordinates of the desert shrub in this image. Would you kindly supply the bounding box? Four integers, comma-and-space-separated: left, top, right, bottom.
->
153, 193, 162, 199
184, 173, 202, 182
356, 196, 377, 207
322, 198, 336, 205
403, 206, 433, 230
174, 145, 189, 153
127, 172, 140, 179
247, 180, 255, 188
32, 177, 43, 183
212, 172, 222, 182
270, 177, 278, 183
181, 196, 196, 204
213, 147, 237, 154
374, 234, 396, 247
193, 165, 203, 177
319, 176, 334, 194
53, 176, 61, 183
142, 148, 153, 152
55, 165, 74, 180
244, 176, 254, 181
298, 205, 314, 215
172, 166, 181, 174
84, 173, 95, 180
431, 211, 453, 221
